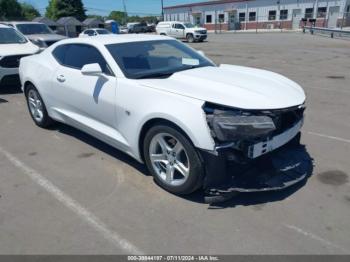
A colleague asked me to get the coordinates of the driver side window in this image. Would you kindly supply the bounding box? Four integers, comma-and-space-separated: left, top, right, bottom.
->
52, 44, 113, 76
85, 30, 95, 36
175, 24, 185, 29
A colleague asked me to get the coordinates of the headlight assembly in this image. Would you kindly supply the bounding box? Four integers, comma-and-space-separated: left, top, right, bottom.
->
208, 112, 276, 141
204, 103, 276, 142
31, 39, 47, 48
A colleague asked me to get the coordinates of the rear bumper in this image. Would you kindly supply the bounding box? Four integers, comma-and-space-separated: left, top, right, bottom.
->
199, 133, 313, 203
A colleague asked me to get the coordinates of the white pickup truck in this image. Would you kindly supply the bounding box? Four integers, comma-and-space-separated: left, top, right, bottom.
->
156, 21, 207, 43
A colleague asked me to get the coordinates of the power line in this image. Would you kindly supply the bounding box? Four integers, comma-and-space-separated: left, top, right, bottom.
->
85, 7, 160, 16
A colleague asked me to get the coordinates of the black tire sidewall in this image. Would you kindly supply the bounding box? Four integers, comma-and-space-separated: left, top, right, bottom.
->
143, 125, 203, 195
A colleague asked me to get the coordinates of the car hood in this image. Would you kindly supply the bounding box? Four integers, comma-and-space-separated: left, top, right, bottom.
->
0, 42, 39, 56
140, 65, 306, 110
27, 34, 67, 41
193, 27, 207, 31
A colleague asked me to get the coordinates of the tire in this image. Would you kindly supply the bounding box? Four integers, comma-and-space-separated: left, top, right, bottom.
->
143, 124, 204, 195
25, 84, 54, 128
186, 34, 194, 43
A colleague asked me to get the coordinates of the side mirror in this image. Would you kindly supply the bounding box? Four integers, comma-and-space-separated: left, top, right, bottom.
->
197, 50, 205, 57
81, 63, 102, 76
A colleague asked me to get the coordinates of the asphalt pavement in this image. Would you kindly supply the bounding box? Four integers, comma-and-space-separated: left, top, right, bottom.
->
0, 32, 349, 254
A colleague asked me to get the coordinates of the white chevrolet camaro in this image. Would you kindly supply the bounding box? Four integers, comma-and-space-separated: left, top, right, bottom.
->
19, 34, 307, 198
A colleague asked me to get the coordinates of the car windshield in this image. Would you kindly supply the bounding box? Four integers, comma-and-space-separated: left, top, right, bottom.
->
184, 23, 195, 28
0, 28, 27, 44
16, 24, 52, 35
96, 29, 111, 35
106, 40, 214, 79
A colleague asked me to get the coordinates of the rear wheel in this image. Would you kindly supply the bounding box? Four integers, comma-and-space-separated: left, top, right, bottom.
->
25, 84, 53, 128
143, 125, 203, 195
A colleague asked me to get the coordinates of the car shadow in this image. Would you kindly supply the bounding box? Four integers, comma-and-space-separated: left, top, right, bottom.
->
0, 85, 22, 95
53, 122, 313, 208
93, 76, 109, 104
0, 98, 9, 104
54, 123, 149, 175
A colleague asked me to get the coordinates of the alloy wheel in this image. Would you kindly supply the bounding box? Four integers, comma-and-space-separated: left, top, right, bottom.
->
149, 133, 190, 186
27, 89, 44, 123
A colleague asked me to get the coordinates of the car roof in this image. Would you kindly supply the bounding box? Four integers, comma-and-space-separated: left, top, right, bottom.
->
58, 34, 173, 45
7, 21, 44, 25
158, 21, 180, 23
0, 24, 11, 28
84, 28, 108, 31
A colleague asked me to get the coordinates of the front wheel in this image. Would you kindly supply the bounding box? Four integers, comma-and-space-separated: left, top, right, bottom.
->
143, 125, 204, 195
186, 34, 194, 43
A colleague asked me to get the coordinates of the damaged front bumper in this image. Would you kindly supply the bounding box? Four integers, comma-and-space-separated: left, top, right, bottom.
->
199, 133, 313, 204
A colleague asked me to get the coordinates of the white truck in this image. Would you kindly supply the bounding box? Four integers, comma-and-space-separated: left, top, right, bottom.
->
156, 21, 207, 43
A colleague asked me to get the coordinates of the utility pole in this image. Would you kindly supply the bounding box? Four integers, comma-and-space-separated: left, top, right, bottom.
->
122, 0, 127, 25
161, 0, 164, 21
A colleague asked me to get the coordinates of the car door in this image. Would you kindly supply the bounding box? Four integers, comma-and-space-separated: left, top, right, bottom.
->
50, 43, 117, 136
174, 24, 185, 38
169, 23, 178, 37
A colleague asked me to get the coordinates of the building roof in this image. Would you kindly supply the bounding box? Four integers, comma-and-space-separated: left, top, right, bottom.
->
33, 17, 58, 26
57, 16, 83, 26
83, 17, 104, 25
164, 0, 251, 10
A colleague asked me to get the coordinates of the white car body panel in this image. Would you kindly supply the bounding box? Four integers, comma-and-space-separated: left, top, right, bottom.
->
0, 25, 39, 83
140, 64, 305, 110
0, 42, 39, 57
19, 35, 305, 163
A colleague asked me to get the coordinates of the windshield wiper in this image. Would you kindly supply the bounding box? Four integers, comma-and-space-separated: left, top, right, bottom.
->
134, 71, 175, 79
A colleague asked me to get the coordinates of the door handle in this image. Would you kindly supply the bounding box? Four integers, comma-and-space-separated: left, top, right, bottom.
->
57, 75, 66, 83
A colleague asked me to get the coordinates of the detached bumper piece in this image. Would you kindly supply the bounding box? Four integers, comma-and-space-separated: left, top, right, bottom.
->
201, 143, 313, 204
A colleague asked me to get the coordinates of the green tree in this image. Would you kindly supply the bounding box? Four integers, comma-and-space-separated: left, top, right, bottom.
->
126, 15, 158, 24
108, 11, 127, 25
45, 0, 58, 20
21, 3, 40, 21
0, 0, 23, 20
127, 15, 141, 23
46, 0, 86, 21
87, 14, 104, 20
138, 16, 158, 24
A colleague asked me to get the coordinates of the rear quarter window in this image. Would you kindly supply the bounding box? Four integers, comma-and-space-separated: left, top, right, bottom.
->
52, 45, 67, 64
